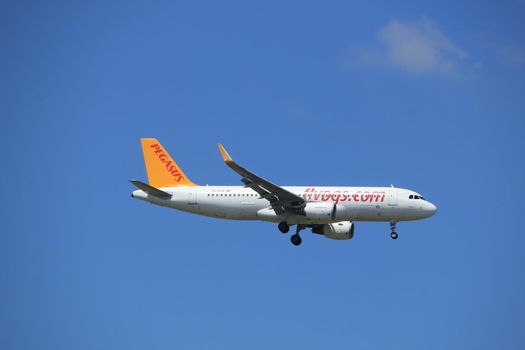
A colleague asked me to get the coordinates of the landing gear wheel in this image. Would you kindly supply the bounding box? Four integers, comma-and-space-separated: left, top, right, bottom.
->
290, 234, 302, 246
389, 221, 398, 240
278, 222, 290, 234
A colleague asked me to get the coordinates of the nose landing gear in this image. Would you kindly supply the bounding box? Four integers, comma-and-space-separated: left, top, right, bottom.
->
390, 221, 398, 240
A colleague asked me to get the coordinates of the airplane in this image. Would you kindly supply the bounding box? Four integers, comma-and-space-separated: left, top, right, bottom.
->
130, 138, 437, 246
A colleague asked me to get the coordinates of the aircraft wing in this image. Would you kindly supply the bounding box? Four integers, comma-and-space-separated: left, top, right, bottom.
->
218, 144, 305, 215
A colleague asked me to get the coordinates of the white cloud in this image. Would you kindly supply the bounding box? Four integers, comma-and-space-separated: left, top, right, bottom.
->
351, 18, 468, 75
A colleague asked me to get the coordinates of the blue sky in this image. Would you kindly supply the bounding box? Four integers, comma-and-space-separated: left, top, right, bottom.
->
1, 1, 524, 349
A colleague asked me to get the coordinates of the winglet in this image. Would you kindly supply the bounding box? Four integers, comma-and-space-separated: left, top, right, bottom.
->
218, 143, 233, 163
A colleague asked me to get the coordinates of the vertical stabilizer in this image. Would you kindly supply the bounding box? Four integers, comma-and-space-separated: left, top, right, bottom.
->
140, 138, 197, 188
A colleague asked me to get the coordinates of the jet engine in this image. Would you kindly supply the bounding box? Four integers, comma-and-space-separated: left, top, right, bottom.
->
312, 221, 355, 240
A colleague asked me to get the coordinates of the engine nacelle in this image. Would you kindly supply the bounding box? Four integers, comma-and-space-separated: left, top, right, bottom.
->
313, 221, 355, 240
303, 202, 336, 221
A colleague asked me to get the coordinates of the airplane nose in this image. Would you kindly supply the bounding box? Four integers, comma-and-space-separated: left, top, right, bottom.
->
426, 202, 437, 217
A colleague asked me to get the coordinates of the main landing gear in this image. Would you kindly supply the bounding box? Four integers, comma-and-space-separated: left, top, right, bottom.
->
276, 222, 304, 246
290, 224, 305, 246
278, 222, 290, 234
290, 234, 302, 246
390, 221, 398, 240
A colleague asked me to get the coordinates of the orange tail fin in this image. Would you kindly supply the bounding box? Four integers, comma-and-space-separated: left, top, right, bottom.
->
140, 138, 198, 188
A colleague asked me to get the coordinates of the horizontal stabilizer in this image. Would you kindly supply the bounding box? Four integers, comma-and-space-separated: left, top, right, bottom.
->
129, 180, 172, 199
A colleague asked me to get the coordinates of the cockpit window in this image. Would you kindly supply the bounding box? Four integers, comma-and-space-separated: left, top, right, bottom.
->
410, 194, 426, 200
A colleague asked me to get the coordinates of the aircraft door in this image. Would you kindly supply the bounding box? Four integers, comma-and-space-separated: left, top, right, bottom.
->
388, 188, 398, 206
187, 191, 198, 205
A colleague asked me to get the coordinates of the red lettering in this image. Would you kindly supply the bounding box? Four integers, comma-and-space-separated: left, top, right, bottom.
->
321, 191, 331, 201
332, 191, 341, 204
150, 143, 185, 182
372, 191, 385, 202
300, 188, 387, 203
304, 188, 313, 200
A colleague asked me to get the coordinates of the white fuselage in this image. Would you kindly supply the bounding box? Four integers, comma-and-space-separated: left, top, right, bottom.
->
132, 185, 437, 224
